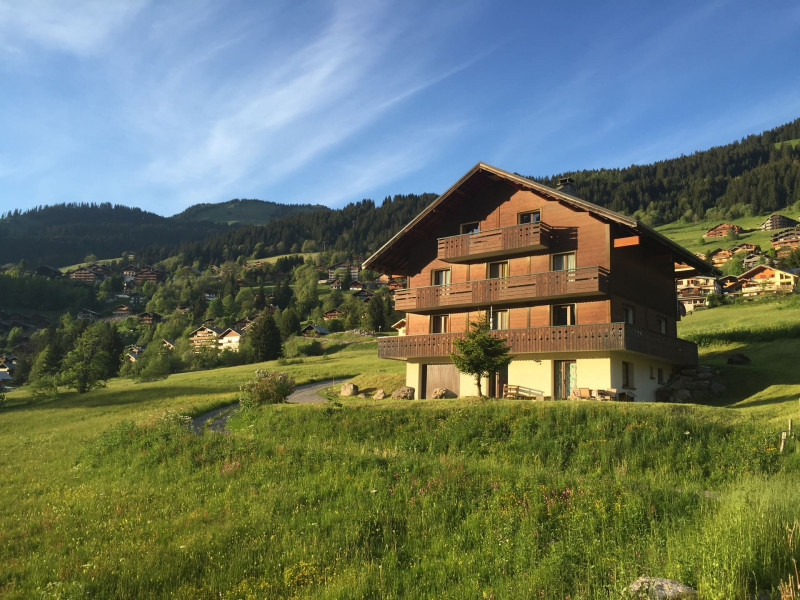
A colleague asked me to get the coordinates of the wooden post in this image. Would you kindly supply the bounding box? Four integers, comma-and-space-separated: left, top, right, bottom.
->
780, 431, 787, 453
789, 418, 793, 432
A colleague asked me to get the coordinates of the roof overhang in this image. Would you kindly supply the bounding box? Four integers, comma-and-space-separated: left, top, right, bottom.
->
364, 162, 713, 276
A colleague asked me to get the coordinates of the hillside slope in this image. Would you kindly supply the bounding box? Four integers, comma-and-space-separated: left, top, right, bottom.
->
172, 198, 328, 225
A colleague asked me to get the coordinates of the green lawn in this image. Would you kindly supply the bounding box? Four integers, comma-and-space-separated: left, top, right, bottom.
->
1, 322, 798, 599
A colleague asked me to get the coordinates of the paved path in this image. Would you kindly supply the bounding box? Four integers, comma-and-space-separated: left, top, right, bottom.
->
191, 381, 332, 433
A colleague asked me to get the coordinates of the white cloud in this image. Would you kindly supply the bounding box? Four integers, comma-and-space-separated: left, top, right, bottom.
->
0, 0, 147, 57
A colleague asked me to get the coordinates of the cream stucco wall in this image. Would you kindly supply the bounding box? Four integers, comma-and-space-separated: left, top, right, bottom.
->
405, 351, 674, 401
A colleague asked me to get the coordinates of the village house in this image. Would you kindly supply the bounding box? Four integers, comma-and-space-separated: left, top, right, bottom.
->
188, 325, 223, 352
730, 242, 760, 254
218, 327, 244, 352
301, 324, 330, 337
741, 252, 771, 271
327, 262, 360, 281
737, 265, 799, 297
138, 312, 162, 325
718, 275, 742, 295
323, 308, 344, 320
363, 163, 711, 401
760, 213, 798, 230
703, 223, 743, 238
112, 304, 134, 319
770, 227, 800, 254
676, 276, 722, 313
706, 248, 733, 268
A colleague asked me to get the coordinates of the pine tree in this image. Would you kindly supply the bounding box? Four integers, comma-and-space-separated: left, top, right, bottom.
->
248, 312, 283, 362
450, 318, 512, 398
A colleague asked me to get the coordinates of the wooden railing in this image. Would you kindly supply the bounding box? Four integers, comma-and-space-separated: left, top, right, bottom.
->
378, 323, 698, 364
437, 222, 550, 262
394, 266, 610, 312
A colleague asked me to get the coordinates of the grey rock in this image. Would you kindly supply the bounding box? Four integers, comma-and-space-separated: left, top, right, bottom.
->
340, 382, 359, 397
626, 576, 697, 599
391, 386, 415, 400
431, 387, 456, 399
727, 353, 751, 365
372, 389, 386, 400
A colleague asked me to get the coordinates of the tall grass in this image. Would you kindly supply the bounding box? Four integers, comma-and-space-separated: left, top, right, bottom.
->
2, 400, 796, 599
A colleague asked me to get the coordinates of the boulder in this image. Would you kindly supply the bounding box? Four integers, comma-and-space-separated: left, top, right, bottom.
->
391, 386, 415, 400
626, 576, 697, 599
727, 353, 751, 365
340, 382, 359, 397
357, 393, 366, 399
372, 389, 386, 400
431, 387, 456, 399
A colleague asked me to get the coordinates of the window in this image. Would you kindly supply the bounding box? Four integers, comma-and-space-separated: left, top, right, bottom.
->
622, 305, 635, 324
622, 361, 634, 389
460, 221, 480, 235
657, 317, 667, 334
518, 210, 540, 225
487, 261, 509, 279
488, 309, 508, 330
657, 368, 664, 384
431, 314, 449, 334
431, 269, 451, 286
552, 252, 576, 271
552, 304, 576, 326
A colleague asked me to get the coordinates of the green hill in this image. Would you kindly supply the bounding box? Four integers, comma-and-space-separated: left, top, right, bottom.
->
1, 321, 798, 599
172, 198, 328, 225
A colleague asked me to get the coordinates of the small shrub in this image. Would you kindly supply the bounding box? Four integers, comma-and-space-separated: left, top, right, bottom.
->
240, 370, 296, 408
297, 340, 324, 356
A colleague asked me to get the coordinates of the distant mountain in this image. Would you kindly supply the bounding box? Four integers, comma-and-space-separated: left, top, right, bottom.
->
0, 198, 327, 267
0, 203, 226, 267
172, 198, 327, 225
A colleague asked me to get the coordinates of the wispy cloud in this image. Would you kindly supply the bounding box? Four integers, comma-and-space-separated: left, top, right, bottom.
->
0, 0, 147, 57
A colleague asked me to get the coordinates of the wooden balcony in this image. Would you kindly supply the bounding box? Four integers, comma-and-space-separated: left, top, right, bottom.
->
394, 267, 610, 313
378, 323, 698, 365
438, 222, 550, 263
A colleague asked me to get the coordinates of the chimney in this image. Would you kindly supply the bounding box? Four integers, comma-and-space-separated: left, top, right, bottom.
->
556, 177, 576, 195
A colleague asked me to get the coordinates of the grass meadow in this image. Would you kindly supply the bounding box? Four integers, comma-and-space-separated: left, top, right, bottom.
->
1, 325, 799, 599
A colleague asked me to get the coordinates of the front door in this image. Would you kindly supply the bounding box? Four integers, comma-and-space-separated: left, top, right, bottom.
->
488, 365, 508, 398
554, 360, 576, 399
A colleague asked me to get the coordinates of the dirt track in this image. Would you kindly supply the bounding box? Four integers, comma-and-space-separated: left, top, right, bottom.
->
191, 380, 332, 433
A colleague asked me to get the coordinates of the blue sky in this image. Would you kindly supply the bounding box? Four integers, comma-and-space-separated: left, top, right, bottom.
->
1, 0, 799, 217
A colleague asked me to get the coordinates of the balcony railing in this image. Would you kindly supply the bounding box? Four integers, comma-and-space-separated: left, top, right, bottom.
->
438, 222, 550, 262
394, 267, 610, 312
378, 323, 698, 365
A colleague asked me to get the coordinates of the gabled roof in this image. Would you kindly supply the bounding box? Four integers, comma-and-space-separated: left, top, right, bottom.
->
738, 264, 798, 280
363, 162, 711, 275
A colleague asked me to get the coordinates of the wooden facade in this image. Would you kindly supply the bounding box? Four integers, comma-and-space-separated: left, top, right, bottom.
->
364, 163, 711, 400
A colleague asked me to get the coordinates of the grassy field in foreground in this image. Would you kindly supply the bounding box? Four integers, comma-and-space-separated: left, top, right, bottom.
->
1, 323, 799, 599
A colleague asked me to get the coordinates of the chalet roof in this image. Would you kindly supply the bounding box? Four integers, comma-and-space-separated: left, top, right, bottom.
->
363, 162, 711, 275
737, 264, 797, 281
301, 324, 330, 335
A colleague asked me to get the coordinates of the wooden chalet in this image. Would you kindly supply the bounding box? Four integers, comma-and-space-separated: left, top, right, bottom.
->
363, 162, 712, 401
188, 326, 223, 352
69, 266, 104, 283
675, 276, 722, 313
760, 214, 798, 231
706, 248, 732, 268
703, 223, 743, 238
730, 242, 759, 255
138, 312, 163, 325
77, 308, 102, 321
218, 328, 244, 352
113, 304, 134, 318
737, 265, 799, 297
771, 227, 800, 252
301, 324, 330, 337
741, 252, 771, 271
35, 265, 63, 279
323, 308, 344, 320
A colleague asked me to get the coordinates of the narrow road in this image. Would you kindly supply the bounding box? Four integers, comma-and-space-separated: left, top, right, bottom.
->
191, 380, 332, 433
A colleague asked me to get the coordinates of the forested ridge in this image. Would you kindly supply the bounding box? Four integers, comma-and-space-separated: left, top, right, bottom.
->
2, 117, 799, 268
535, 117, 800, 226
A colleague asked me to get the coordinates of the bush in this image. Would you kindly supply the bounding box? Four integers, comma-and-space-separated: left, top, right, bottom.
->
297, 340, 324, 356
240, 370, 296, 408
